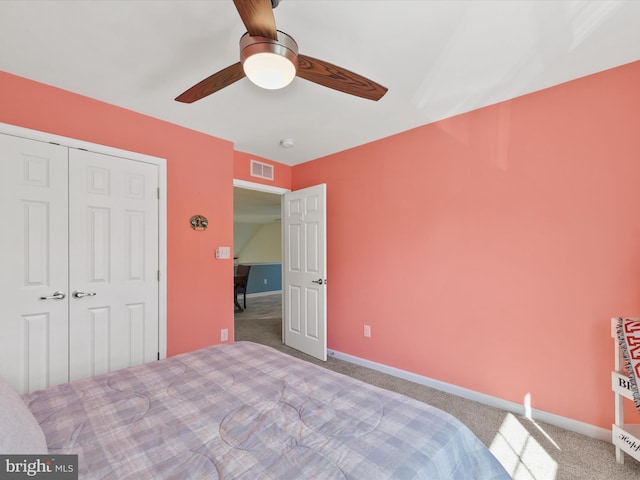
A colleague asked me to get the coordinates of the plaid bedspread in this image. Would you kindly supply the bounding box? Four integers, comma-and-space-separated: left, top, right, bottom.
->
23, 342, 509, 479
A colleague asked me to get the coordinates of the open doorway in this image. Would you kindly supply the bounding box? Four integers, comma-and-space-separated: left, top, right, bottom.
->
233, 180, 288, 346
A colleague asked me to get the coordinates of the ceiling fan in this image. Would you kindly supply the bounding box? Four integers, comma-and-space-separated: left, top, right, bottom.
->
175, 0, 388, 103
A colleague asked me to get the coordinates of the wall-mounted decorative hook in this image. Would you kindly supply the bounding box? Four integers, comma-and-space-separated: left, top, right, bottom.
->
190, 214, 208, 231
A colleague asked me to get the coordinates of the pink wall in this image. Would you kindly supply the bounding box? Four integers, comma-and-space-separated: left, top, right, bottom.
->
292, 60, 640, 429
0, 71, 235, 357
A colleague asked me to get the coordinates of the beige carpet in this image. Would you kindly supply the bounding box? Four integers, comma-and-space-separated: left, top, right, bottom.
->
235, 294, 640, 480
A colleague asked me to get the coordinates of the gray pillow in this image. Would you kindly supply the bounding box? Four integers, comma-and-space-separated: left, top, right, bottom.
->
0, 376, 48, 454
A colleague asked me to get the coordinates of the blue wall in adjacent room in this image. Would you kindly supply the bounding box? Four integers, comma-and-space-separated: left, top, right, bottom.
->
237, 263, 282, 294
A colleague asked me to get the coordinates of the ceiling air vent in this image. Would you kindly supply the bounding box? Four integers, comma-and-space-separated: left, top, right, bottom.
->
250, 160, 274, 181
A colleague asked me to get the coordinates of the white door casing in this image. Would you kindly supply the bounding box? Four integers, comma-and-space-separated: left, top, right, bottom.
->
0, 134, 70, 393
283, 184, 327, 361
68, 149, 159, 380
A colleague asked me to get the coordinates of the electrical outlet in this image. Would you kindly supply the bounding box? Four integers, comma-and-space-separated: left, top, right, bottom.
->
364, 325, 371, 338
221, 328, 228, 342
263, 278, 268, 284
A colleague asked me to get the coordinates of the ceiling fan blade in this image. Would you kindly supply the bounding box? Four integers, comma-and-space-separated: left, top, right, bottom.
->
296, 54, 388, 101
233, 0, 277, 39
175, 62, 246, 103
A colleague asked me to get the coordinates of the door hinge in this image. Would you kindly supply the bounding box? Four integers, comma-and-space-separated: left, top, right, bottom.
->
157, 352, 160, 361
157, 270, 160, 282
157, 187, 160, 199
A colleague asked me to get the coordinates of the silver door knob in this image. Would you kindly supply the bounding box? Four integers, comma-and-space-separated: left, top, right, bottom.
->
39, 291, 66, 300
73, 290, 97, 299
311, 279, 326, 285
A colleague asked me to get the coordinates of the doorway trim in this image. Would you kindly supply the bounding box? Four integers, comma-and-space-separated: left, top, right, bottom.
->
0, 121, 168, 359
233, 179, 290, 195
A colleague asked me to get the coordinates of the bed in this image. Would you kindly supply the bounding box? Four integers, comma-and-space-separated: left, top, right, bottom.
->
4, 341, 509, 479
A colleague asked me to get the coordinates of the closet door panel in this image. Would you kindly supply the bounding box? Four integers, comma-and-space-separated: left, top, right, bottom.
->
68, 149, 159, 381
0, 134, 70, 393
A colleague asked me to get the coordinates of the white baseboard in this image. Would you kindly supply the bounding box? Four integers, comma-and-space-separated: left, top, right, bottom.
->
245, 291, 282, 299
327, 348, 611, 442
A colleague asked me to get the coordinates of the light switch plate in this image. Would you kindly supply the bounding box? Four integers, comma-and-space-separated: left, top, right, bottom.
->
215, 246, 231, 259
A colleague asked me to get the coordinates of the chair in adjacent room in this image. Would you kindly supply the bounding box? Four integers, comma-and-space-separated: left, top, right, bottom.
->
234, 264, 251, 311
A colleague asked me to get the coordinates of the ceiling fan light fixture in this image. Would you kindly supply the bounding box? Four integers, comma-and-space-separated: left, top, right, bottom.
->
240, 31, 298, 90
243, 52, 296, 89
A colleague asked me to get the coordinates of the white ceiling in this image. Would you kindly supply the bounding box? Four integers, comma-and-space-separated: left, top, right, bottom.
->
1, 1, 640, 166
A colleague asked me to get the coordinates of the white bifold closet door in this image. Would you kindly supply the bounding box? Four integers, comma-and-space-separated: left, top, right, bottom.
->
0, 135, 70, 393
0, 133, 159, 394
68, 149, 159, 382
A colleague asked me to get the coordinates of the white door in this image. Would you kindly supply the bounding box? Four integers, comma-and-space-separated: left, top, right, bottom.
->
283, 184, 327, 361
68, 149, 159, 380
0, 134, 70, 393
